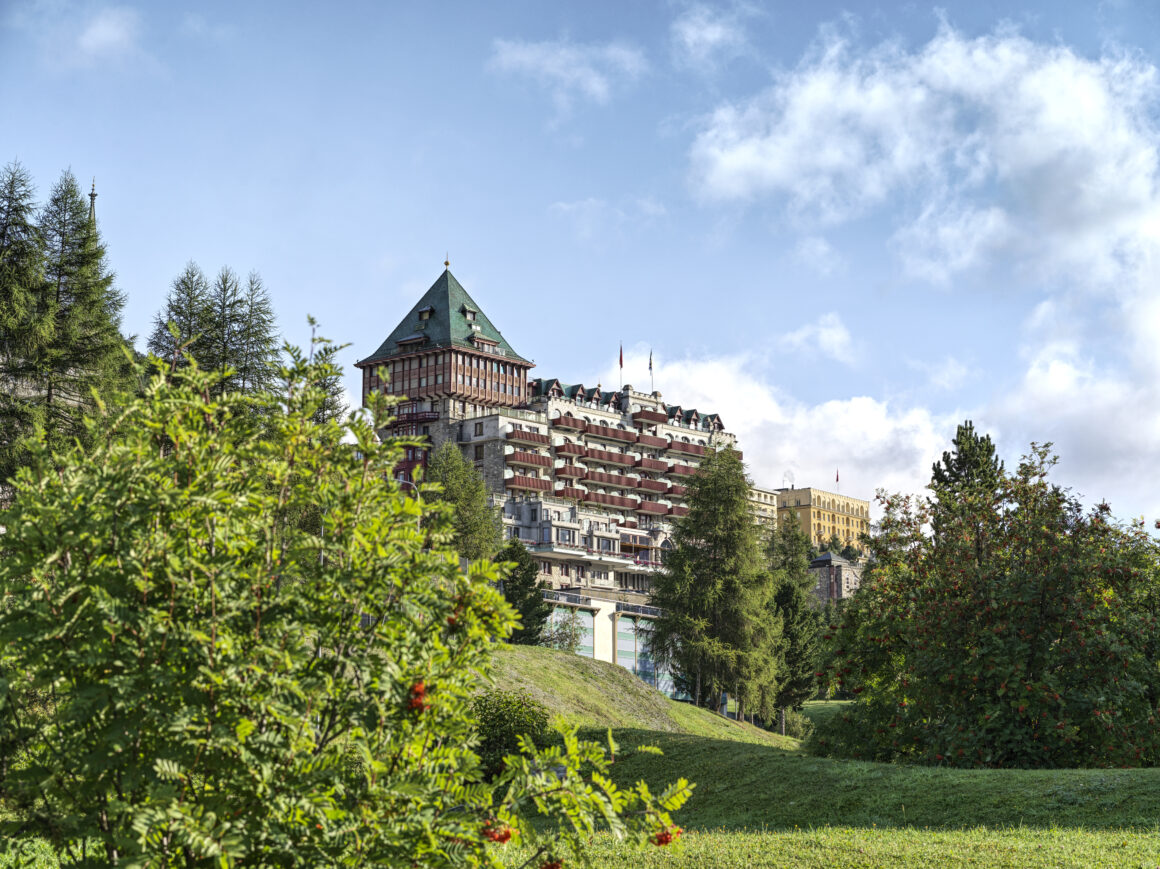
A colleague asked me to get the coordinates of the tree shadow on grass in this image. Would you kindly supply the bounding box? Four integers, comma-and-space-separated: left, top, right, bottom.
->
599, 728, 1160, 832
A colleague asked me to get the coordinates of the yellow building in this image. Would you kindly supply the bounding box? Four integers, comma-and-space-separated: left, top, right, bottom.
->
776, 487, 870, 548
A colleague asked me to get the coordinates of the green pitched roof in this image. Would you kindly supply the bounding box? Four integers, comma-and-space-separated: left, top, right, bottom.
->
358, 269, 530, 365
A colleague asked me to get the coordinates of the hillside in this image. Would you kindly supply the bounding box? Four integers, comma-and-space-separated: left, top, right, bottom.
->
488, 645, 1160, 833
485, 644, 796, 747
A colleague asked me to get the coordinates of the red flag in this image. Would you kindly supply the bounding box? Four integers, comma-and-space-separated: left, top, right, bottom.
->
836, 468, 839, 484
619, 344, 623, 369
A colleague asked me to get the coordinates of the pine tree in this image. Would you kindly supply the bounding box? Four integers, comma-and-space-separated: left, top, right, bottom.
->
309, 341, 348, 425
423, 441, 502, 561
767, 516, 821, 734
930, 419, 1005, 566
147, 262, 211, 368
650, 447, 780, 719
497, 538, 552, 645
0, 162, 43, 484
5, 170, 133, 468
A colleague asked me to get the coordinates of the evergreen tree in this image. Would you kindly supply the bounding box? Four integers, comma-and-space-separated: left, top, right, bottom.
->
2, 170, 133, 471
497, 538, 552, 645
423, 441, 502, 561
0, 162, 43, 484
930, 419, 1006, 567
148, 264, 278, 398
147, 261, 211, 368
650, 447, 780, 720
767, 517, 821, 734
233, 271, 278, 394
309, 341, 349, 425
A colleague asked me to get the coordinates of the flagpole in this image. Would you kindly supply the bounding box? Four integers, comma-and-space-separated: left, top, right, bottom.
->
649, 349, 654, 394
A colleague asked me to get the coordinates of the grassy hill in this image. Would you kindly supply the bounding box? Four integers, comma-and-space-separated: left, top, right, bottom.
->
488, 645, 1160, 833
487, 645, 1160, 867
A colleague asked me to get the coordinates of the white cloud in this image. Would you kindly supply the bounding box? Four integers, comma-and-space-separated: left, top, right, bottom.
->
490, 37, 647, 115
76, 6, 141, 64
792, 234, 843, 275
689, 24, 1160, 286
594, 348, 955, 516
686, 22, 1160, 520
671, 4, 749, 71
779, 312, 856, 365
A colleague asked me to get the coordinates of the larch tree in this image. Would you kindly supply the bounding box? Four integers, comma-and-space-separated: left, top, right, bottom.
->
0, 161, 43, 484
422, 440, 502, 562
3, 169, 133, 471
650, 447, 781, 719
147, 261, 212, 368
767, 515, 821, 734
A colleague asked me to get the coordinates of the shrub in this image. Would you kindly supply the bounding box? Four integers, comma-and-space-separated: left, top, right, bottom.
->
472, 689, 551, 778
780, 708, 814, 741
0, 343, 692, 866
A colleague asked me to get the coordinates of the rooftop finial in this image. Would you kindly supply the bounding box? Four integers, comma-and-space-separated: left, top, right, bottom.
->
88, 178, 97, 222
444, 252, 450, 269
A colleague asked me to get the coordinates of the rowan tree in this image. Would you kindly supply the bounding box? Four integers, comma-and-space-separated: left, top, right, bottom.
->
814, 439, 1160, 769
0, 344, 692, 866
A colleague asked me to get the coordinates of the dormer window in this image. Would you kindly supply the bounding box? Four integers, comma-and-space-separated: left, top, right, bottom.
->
419, 311, 430, 321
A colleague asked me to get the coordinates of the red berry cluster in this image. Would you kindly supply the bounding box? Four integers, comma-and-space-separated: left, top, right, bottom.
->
651, 825, 683, 846
481, 820, 512, 843
408, 681, 430, 712
540, 861, 562, 869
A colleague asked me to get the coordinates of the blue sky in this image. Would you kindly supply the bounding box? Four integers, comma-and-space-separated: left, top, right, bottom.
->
5, 0, 1160, 521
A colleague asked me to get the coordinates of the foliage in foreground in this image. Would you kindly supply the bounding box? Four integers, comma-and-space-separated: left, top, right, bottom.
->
815, 425, 1160, 768
0, 348, 690, 866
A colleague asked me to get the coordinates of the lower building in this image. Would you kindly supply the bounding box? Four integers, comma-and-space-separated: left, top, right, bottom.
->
809, 552, 863, 603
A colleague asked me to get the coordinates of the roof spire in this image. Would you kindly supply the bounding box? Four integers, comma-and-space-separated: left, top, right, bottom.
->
444, 252, 450, 270
88, 178, 97, 223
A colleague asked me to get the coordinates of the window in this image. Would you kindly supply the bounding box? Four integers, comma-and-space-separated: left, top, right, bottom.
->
474, 422, 484, 436
541, 527, 551, 542
466, 311, 476, 322
419, 310, 431, 321
540, 561, 552, 574
474, 445, 484, 461
561, 564, 570, 577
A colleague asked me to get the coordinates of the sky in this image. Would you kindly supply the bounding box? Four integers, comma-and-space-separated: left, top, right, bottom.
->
4, 0, 1160, 523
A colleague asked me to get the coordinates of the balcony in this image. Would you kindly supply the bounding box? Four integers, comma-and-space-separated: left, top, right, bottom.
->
555, 464, 585, 478
583, 492, 640, 509
638, 478, 669, 494
668, 484, 688, 497
506, 475, 551, 492
668, 440, 705, 457
586, 423, 638, 445
668, 463, 697, 477
632, 409, 668, 426
637, 433, 668, 449
586, 447, 636, 467
507, 429, 550, 446
636, 501, 669, 516
620, 533, 652, 548
620, 519, 639, 529
555, 486, 586, 500
393, 410, 440, 423
551, 415, 586, 431
637, 457, 668, 472
585, 470, 638, 488
555, 442, 585, 457
507, 450, 551, 468
669, 505, 690, 518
